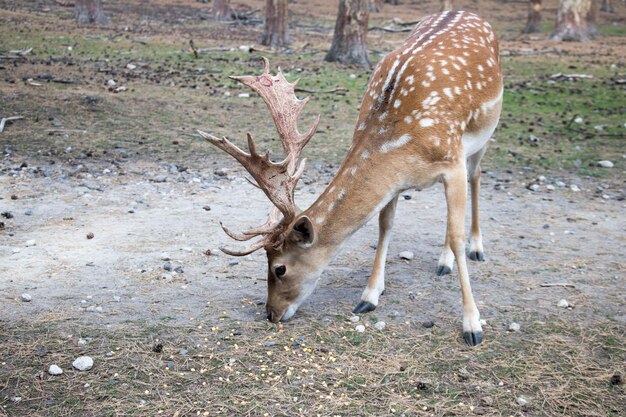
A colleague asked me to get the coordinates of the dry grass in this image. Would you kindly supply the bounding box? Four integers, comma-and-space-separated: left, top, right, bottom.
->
1, 313, 624, 416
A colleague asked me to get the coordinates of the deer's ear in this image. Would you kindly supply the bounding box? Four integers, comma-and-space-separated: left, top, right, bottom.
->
289, 216, 315, 247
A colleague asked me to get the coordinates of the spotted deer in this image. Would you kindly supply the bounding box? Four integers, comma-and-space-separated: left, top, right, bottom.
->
199, 11, 503, 345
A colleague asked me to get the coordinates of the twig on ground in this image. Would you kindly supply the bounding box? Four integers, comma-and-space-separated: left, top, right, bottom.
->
540, 283, 576, 288
294, 87, 348, 94
369, 26, 412, 33
0, 116, 24, 133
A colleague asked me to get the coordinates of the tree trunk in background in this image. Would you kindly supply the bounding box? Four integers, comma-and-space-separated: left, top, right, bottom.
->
326, 0, 370, 69
440, 0, 454, 11
600, 0, 613, 12
261, 0, 288, 48
369, 0, 383, 12
384, 0, 400, 4
551, 0, 596, 41
74, 0, 109, 24
212, 0, 233, 21
523, 0, 542, 33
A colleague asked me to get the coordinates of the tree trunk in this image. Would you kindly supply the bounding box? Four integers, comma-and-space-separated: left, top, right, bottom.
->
74, 0, 109, 25
600, 0, 613, 12
261, 0, 288, 48
369, 0, 383, 12
551, 0, 596, 41
326, 0, 370, 69
523, 0, 542, 33
440, 0, 454, 11
384, 0, 400, 4
212, 0, 233, 21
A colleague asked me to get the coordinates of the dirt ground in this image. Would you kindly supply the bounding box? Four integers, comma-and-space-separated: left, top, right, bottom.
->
1, 0, 625, 416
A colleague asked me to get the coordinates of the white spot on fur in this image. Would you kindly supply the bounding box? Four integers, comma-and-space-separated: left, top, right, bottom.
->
380, 134, 412, 153
419, 118, 435, 128
443, 88, 453, 99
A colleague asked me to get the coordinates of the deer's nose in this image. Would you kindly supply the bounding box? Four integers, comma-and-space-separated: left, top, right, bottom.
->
266, 305, 280, 323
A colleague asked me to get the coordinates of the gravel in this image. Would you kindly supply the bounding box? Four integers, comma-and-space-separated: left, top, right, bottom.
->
399, 251, 415, 260
508, 322, 521, 332
374, 321, 386, 331
21, 293, 32, 302
349, 316, 360, 322
48, 364, 63, 376
72, 356, 94, 371
355, 325, 365, 333
557, 299, 569, 308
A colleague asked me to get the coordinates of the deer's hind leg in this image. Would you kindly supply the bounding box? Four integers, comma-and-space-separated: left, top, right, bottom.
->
353, 195, 399, 314
467, 146, 487, 262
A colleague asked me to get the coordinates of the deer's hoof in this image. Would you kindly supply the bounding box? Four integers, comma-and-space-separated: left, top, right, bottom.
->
463, 331, 483, 346
353, 301, 376, 314
436, 265, 452, 276
468, 251, 485, 262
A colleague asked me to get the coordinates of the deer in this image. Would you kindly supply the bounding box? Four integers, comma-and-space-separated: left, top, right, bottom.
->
198, 10, 503, 346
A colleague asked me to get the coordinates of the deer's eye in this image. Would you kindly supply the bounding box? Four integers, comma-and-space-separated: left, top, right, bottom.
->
275, 265, 286, 277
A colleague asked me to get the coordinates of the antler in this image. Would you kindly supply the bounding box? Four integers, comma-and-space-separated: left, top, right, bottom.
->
198, 58, 320, 256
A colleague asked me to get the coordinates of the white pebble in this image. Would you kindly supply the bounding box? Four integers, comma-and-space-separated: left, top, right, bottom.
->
21, 293, 32, 302
106, 79, 116, 87
573, 116, 583, 124
399, 251, 415, 260
238, 93, 250, 98
516, 397, 528, 406
355, 325, 365, 333
126, 63, 137, 70
570, 184, 580, 192
546, 184, 555, 191
12, 248, 20, 254
48, 364, 63, 376
597, 160, 613, 168
555, 181, 566, 187
557, 299, 569, 308
479, 319, 487, 326
349, 73, 357, 79
25, 239, 36, 247
349, 316, 360, 322
508, 322, 521, 332
374, 321, 386, 331
72, 356, 94, 371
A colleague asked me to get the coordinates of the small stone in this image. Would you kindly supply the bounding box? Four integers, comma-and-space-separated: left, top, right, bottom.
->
77, 338, 88, 345
152, 343, 163, 353
12, 248, 20, 254
516, 397, 528, 406
557, 299, 569, 308
161, 253, 171, 261
106, 79, 116, 87
25, 210, 33, 216
263, 341, 276, 347
597, 160, 613, 168
214, 167, 228, 177
163, 262, 172, 271
508, 322, 521, 332
527, 183, 540, 192
374, 321, 386, 331
72, 356, 94, 371
126, 63, 137, 70
48, 364, 63, 375
349, 73, 357, 79
151, 175, 167, 183
555, 181, 566, 187
202, 205, 211, 211
610, 373, 622, 385
21, 293, 32, 302
174, 266, 184, 274
113, 296, 121, 302
570, 184, 580, 192
25, 239, 36, 247
238, 93, 250, 98
480, 319, 487, 326
179, 348, 188, 356
422, 320, 435, 328
546, 184, 555, 191
349, 316, 360, 323
86, 232, 94, 239
167, 360, 175, 369
399, 251, 415, 260
573, 116, 583, 124
10, 396, 21, 403
355, 324, 365, 332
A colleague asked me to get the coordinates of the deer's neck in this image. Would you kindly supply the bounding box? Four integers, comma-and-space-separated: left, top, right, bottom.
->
303, 146, 406, 248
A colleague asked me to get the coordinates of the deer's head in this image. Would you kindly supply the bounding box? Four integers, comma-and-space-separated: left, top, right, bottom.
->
198, 58, 324, 322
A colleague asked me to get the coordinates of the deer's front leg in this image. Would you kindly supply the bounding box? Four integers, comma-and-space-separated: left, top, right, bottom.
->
444, 165, 483, 346
353, 195, 399, 314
